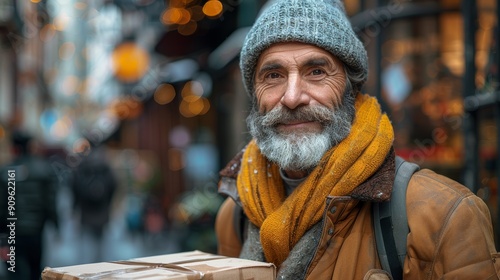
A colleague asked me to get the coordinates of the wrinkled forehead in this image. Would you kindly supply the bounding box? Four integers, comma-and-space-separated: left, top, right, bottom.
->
256, 42, 344, 71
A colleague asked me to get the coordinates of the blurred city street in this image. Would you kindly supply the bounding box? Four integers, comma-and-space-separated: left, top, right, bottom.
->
0, 183, 184, 279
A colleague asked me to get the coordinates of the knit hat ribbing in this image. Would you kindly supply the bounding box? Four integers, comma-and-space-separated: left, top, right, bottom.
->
240, 0, 368, 96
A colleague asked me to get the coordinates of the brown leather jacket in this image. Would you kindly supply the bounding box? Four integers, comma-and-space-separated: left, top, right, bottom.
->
215, 152, 500, 279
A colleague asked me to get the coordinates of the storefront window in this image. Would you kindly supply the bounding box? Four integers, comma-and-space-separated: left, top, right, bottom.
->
357, 0, 500, 247
477, 0, 499, 246
366, 12, 463, 180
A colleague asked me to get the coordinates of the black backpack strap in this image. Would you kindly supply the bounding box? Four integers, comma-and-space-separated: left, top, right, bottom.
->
373, 156, 420, 280
233, 202, 246, 244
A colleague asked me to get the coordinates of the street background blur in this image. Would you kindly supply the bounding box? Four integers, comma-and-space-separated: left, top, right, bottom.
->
0, 0, 499, 279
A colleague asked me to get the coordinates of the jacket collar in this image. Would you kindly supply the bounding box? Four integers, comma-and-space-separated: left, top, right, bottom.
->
218, 147, 396, 204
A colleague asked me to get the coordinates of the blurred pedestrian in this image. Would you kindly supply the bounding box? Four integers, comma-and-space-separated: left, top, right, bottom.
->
71, 143, 117, 263
0, 131, 60, 280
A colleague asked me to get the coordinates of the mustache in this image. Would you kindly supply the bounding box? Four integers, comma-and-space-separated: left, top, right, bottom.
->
259, 106, 334, 127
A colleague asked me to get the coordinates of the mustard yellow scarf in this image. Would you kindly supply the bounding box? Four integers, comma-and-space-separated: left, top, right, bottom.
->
236, 93, 394, 267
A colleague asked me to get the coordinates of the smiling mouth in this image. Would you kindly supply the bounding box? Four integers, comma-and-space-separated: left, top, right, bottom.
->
276, 121, 322, 133
279, 120, 312, 127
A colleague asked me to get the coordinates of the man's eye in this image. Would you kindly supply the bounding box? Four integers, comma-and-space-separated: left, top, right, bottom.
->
311, 69, 324, 75
266, 72, 281, 79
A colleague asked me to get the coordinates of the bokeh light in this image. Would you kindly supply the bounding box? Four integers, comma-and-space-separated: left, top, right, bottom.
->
154, 84, 176, 105
72, 138, 91, 154
179, 97, 210, 118
161, 8, 191, 25
177, 9, 192, 25
111, 42, 150, 83
181, 81, 203, 99
169, 126, 191, 148
59, 42, 76, 60
40, 24, 56, 42
188, 98, 205, 115
53, 14, 71, 31
50, 116, 73, 140
179, 100, 195, 118
202, 0, 223, 17
40, 109, 58, 133
109, 97, 144, 120
200, 98, 210, 115
178, 80, 210, 117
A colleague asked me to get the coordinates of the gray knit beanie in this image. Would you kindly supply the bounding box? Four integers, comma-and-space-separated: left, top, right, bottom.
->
240, 0, 368, 96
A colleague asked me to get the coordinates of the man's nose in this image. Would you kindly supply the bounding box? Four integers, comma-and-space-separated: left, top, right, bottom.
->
280, 75, 310, 109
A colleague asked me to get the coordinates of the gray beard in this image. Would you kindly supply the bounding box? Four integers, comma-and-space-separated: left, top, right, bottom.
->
247, 93, 356, 172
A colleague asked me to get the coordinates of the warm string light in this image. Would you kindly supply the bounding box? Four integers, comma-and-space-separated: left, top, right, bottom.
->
153, 81, 211, 118
154, 84, 176, 105
202, 0, 223, 17
179, 81, 210, 117
111, 42, 150, 83
108, 97, 144, 120
161, 0, 224, 35
23, 0, 217, 147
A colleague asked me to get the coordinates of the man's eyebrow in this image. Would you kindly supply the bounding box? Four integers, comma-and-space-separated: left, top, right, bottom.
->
256, 57, 335, 77
257, 62, 283, 76
302, 57, 331, 68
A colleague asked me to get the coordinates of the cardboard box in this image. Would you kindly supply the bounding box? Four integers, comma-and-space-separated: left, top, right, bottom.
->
42, 250, 276, 280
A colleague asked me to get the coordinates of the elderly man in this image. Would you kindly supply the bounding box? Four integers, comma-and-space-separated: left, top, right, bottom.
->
215, 0, 500, 279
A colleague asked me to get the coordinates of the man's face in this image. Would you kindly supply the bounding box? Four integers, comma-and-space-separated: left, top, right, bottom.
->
248, 42, 355, 175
